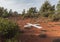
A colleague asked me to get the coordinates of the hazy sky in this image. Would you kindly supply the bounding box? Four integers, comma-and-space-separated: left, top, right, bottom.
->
0, 0, 58, 13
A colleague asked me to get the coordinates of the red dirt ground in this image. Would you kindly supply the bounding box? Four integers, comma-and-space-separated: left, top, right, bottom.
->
13, 17, 60, 42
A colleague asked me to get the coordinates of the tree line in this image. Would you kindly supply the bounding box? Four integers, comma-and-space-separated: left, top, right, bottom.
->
22, 0, 60, 21
0, 7, 19, 18
0, 0, 60, 21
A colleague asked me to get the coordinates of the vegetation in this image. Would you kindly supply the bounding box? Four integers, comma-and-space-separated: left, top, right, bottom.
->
21, 0, 60, 21
51, 14, 60, 21
56, 0, 60, 14
0, 7, 19, 18
0, 18, 20, 42
39, 1, 55, 17
0, 0, 60, 41
22, 7, 38, 19
0, 0, 60, 21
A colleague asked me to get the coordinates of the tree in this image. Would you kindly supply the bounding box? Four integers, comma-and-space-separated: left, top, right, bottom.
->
13, 11, 18, 17
22, 9, 25, 16
22, 9, 26, 19
27, 7, 37, 18
9, 9, 13, 16
2, 9, 9, 18
0, 18, 19, 40
0, 7, 10, 18
39, 0, 55, 17
56, 0, 60, 14
0, 7, 4, 17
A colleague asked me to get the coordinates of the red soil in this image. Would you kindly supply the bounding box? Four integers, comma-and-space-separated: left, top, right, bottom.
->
16, 18, 60, 42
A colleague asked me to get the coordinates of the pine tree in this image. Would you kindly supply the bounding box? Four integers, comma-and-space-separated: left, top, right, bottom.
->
27, 7, 37, 18
9, 9, 13, 16
22, 9, 25, 15
0, 7, 4, 17
2, 9, 9, 18
22, 9, 26, 19
56, 0, 60, 14
39, 0, 55, 17
13, 11, 18, 16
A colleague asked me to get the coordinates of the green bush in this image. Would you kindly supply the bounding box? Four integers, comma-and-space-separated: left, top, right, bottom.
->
0, 18, 19, 39
51, 14, 60, 21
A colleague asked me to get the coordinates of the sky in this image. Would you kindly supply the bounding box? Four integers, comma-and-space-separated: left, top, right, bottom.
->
0, 0, 58, 13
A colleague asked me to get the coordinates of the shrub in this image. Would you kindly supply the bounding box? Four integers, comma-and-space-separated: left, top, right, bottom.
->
0, 17, 20, 39
51, 14, 60, 21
